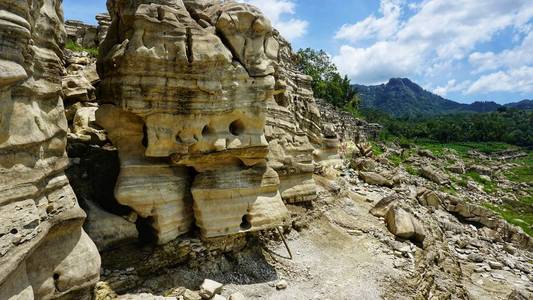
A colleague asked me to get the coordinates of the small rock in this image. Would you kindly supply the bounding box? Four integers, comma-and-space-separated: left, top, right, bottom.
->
182, 289, 202, 300
488, 261, 503, 270
229, 292, 246, 300
212, 295, 226, 300
468, 253, 484, 263
199, 279, 223, 299
276, 279, 288, 290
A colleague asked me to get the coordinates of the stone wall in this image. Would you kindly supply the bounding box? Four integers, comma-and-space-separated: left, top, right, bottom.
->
0, 0, 100, 299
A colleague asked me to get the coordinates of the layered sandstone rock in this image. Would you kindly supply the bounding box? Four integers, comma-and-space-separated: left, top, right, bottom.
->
96, 13, 111, 45
265, 33, 321, 203
96, 0, 290, 241
65, 20, 98, 48
0, 0, 100, 298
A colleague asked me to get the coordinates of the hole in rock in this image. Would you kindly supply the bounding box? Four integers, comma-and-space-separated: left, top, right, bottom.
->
53, 273, 60, 280
141, 125, 148, 148
176, 134, 183, 143
136, 216, 157, 244
274, 94, 290, 107
10, 228, 18, 234
240, 214, 252, 230
66, 81, 77, 88
229, 120, 245, 136
202, 125, 211, 137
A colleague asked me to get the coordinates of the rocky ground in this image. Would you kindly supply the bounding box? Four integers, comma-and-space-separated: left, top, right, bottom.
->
87, 142, 532, 300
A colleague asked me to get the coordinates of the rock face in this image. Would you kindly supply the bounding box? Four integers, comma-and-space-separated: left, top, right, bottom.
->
0, 0, 100, 298
65, 20, 99, 48
96, 0, 296, 241
265, 33, 322, 203
96, 13, 111, 45
66, 14, 111, 48
316, 99, 382, 143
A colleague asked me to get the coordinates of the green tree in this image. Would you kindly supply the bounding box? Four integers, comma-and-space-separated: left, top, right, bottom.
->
296, 48, 358, 109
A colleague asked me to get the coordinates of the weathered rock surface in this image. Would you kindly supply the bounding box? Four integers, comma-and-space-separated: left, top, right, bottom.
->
265, 32, 321, 203
96, 0, 291, 241
419, 165, 450, 185
317, 98, 382, 143
0, 0, 100, 298
66, 19, 98, 48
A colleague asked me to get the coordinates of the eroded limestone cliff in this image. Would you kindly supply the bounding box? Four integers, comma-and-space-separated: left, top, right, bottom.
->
94, 0, 334, 243
0, 0, 100, 299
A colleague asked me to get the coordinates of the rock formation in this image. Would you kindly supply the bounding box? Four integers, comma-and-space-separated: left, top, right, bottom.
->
96, 13, 111, 45
96, 0, 296, 242
265, 33, 321, 203
0, 0, 100, 298
65, 13, 111, 48
66, 20, 98, 48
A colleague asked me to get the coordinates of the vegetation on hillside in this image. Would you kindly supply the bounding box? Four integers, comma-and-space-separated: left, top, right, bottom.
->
296, 48, 360, 109
65, 40, 98, 57
363, 109, 533, 148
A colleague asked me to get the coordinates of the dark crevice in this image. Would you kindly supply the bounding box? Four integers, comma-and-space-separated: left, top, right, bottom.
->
240, 214, 252, 230
186, 27, 193, 64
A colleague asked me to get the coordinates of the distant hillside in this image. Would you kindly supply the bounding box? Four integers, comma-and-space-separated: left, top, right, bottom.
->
505, 99, 533, 110
353, 78, 531, 117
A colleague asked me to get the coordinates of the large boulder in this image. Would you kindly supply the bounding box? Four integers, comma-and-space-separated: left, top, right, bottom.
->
385, 207, 425, 242
359, 171, 394, 187
420, 166, 450, 185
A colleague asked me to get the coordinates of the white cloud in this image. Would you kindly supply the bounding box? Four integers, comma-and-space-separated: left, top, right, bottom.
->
432, 79, 471, 97
469, 31, 533, 73
466, 66, 533, 94
332, 0, 533, 86
245, 0, 308, 40
335, 0, 403, 43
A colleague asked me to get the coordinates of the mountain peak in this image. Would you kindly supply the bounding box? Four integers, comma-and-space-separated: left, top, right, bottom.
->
353, 78, 531, 117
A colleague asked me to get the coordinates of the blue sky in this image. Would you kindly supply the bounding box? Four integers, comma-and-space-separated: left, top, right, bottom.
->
64, 0, 533, 104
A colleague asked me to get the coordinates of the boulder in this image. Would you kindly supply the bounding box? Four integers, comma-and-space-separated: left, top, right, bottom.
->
446, 162, 466, 174
83, 200, 138, 251
417, 189, 442, 208
199, 279, 223, 299
420, 166, 450, 185
276, 279, 288, 290
385, 207, 425, 242
468, 165, 492, 176
418, 149, 436, 159
350, 157, 377, 171
386, 207, 415, 239
359, 171, 394, 187
370, 194, 399, 217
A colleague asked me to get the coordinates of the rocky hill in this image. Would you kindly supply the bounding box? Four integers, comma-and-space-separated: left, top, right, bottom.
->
354, 78, 532, 117
0, 1, 531, 300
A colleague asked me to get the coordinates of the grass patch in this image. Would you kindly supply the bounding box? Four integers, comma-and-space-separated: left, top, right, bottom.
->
388, 153, 402, 166
405, 164, 418, 176
370, 142, 384, 156
440, 186, 458, 196
65, 40, 98, 57
505, 151, 533, 184
465, 171, 497, 193
414, 140, 514, 158
484, 203, 533, 236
